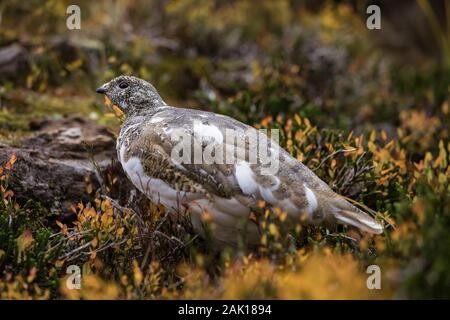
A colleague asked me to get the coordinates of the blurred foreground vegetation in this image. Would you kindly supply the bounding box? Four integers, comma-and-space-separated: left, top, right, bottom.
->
0, 0, 449, 299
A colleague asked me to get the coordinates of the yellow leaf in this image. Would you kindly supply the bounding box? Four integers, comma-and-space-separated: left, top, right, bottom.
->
27, 267, 37, 283
26, 75, 33, 89
86, 207, 97, 218
268, 223, 280, 239
17, 230, 34, 262
116, 227, 125, 238
442, 100, 449, 115
3, 189, 14, 198
381, 130, 387, 141
5, 152, 17, 170
303, 118, 311, 128
9, 153, 17, 165
133, 260, 143, 286
91, 237, 98, 248
66, 59, 83, 71
331, 159, 337, 169
257, 200, 266, 209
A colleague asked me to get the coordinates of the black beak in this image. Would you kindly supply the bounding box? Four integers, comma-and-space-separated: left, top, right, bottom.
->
96, 86, 107, 94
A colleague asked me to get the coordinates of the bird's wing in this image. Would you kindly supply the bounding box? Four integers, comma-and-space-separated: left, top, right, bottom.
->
132, 107, 383, 234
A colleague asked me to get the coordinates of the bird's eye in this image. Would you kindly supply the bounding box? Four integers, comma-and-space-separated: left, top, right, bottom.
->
119, 82, 129, 89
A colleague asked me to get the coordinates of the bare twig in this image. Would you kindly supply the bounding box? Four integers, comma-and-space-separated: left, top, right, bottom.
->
153, 230, 185, 246
83, 143, 107, 194
84, 238, 129, 255
325, 233, 357, 242
58, 241, 91, 260
341, 195, 396, 229
312, 148, 357, 171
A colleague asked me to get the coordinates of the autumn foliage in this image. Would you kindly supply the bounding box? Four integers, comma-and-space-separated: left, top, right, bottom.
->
0, 0, 449, 299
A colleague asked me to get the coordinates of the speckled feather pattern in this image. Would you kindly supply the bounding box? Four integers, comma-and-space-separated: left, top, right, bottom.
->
97, 76, 383, 246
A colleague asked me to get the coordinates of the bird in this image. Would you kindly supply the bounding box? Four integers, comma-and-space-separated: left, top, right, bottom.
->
96, 75, 383, 247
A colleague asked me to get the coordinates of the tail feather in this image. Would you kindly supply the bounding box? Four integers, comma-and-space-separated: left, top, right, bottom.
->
334, 209, 383, 234
317, 191, 384, 234
307, 189, 383, 234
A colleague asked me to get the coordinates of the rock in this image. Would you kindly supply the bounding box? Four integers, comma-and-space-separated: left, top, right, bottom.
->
0, 115, 133, 219
0, 43, 29, 82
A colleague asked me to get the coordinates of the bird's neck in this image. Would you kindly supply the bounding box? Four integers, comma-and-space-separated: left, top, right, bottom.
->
124, 103, 167, 123
126, 98, 167, 116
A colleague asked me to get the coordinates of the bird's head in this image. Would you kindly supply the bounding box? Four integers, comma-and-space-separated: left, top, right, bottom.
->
96, 75, 166, 115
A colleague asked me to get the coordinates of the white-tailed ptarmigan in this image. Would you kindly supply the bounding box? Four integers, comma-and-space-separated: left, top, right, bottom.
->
96, 76, 383, 246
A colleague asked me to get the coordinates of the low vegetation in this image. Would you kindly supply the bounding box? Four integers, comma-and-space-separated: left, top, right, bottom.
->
0, 0, 449, 299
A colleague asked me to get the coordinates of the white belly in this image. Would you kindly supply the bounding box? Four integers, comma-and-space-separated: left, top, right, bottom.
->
120, 152, 259, 246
